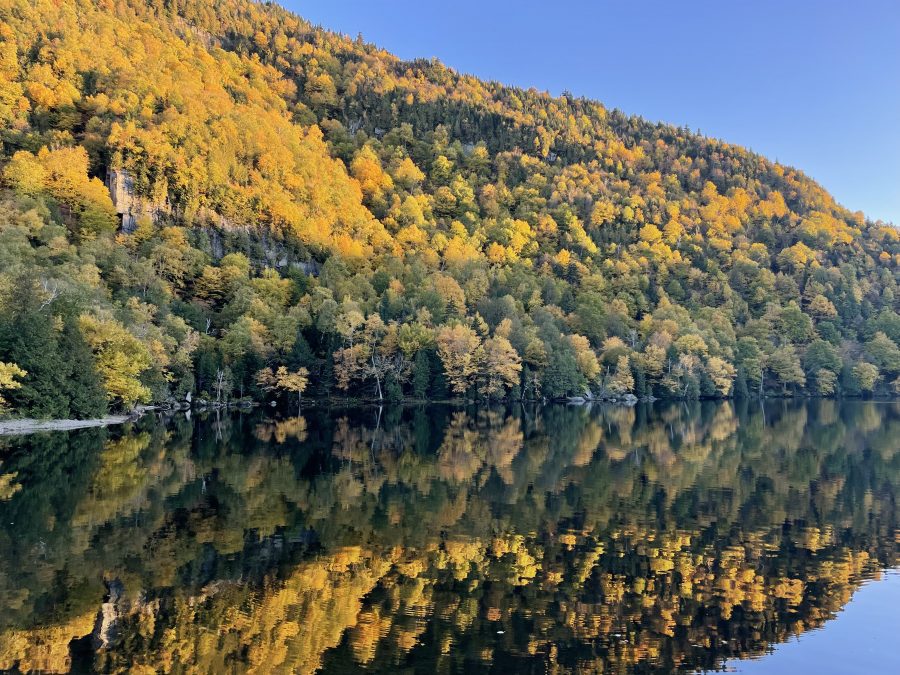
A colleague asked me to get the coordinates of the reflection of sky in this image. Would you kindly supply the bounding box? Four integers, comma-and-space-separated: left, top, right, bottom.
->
722, 569, 900, 674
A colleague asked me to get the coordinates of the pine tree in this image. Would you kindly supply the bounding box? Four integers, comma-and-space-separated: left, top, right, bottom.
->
0, 280, 71, 418
412, 350, 431, 399
59, 318, 108, 419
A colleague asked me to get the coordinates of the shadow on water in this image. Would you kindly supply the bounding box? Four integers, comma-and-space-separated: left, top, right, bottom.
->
0, 399, 897, 673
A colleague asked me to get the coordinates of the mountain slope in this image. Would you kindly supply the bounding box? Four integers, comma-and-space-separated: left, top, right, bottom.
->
0, 0, 898, 414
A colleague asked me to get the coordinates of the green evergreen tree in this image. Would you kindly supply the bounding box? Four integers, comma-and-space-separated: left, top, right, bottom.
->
412, 350, 431, 399
59, 318, 108, 418
0, 281, 70, 418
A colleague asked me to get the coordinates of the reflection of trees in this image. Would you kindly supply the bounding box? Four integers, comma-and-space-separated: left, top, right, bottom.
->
254, 415, 309, 444
0, 401, 896, 673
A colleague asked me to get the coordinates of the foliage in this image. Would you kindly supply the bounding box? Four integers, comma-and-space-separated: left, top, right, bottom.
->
79, 314, 151, 409
0, 361, 25, 411
0, 400, 897, 672
0, 0, 897, 415
257, 364, 310, 409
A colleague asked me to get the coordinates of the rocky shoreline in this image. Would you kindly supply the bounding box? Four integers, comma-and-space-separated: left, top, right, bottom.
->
0, 415, 135, 436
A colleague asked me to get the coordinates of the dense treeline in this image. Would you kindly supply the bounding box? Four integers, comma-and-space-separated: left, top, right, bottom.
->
0, 400, 897, 671
0, 0, 898, 417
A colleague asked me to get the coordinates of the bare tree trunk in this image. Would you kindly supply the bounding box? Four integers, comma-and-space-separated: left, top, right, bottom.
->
372, 353, 383, 401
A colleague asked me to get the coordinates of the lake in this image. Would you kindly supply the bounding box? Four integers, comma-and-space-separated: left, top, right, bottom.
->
0, 400, 897, 674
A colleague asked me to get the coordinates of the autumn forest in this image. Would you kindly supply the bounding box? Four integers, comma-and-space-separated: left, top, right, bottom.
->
0, 0, 899, 417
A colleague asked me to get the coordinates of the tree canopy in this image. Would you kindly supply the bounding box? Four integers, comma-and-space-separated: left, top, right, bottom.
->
0, 0, 898, 415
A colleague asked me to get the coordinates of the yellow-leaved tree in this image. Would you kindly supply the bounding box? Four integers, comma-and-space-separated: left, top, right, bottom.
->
607, 355, 635, 396
256, 366, 310, 412
0, 361, 26, 412
79, 315, 152, 410
2, 147, 118, 238
480, 336, 522, 398
706, 357, 737, 396
436, 325, 482, 395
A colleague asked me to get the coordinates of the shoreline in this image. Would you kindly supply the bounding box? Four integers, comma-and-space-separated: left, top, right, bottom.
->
2, 395, 896, 437
0, 415, 134, 437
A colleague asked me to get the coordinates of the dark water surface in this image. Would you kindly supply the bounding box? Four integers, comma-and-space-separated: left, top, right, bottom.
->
0, 400, 897, 674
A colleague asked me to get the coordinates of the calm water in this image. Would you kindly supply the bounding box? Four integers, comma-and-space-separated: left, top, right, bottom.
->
0, 400, 897, 674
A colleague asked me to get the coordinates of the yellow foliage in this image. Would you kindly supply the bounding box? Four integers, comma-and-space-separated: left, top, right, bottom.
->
436, 324, 482, 394
79, 313, 152, 408
0, 361, 26, 410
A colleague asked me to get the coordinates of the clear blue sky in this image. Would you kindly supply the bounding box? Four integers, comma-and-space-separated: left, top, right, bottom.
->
285, 1, 899, 224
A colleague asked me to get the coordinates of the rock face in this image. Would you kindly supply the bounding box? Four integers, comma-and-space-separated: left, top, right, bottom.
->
105, 170, 321, 277
93, 579, 124, 649
106, 168, 170, 232
106, 169, 139, 232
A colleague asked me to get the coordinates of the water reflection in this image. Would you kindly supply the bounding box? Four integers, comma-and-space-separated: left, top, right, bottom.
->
0, 400, 897, 673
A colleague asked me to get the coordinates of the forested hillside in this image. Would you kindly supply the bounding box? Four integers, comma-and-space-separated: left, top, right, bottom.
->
0, 0, 898, 416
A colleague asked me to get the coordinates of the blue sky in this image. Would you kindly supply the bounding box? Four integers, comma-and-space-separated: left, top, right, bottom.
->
286, 1, 899, 224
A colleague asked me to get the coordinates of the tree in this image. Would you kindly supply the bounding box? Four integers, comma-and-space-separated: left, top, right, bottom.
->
733, 367, 749, 398
541, 341, 586, 399
276, 368, 310, 411
412, 351, 431, 399
79, 314, 152, 409
221, 317, 273, 364
480, 336, 522, 398
865, 332, 900, 373
638, 343, 667, 380
852, 362, 880, 395
706, 357, 736, 397
815, 368, 838, 396
333, 343, 367, 394
803, 339, 842, 376
574, 292, 608, 345
59, 318, 108, 418
257, 366, 310, 412
766, 345, 806, 394
436, 325, 482, 395
333, 315, 407, 400
607, 356, 635, 396
807, 294, 838, 320
674, 333, 708, 357
777, 302, 814, 345
0, 362, 26, 412
3, 147, 118, 238
0, 286, 71, 418
392, 157, 425, 189
213, 367, 233, 403
736, 337, 763, 395
569, 334, 600, 382
777, 242, 815, 273
351, 145, 393, 204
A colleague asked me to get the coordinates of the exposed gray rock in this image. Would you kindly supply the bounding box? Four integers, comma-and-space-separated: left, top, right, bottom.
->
93, 579, 124, 649
106, 168, 170, 232
292, 260, 320, 276
106, 169, 138, 232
